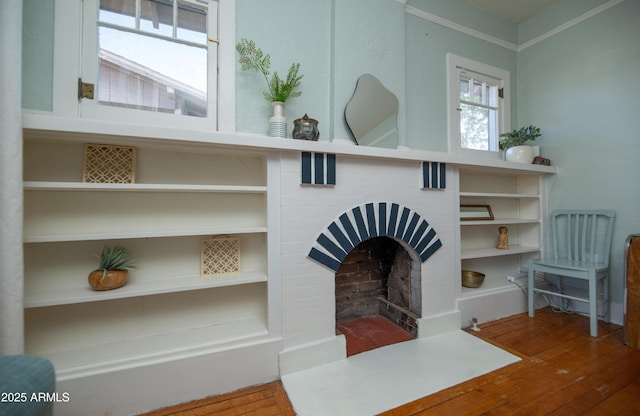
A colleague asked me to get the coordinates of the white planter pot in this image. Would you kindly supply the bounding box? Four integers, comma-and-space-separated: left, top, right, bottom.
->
268, 101, 286, 138
505, 145, 534, 164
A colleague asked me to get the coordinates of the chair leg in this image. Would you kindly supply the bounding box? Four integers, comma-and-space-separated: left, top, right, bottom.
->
528, 266, 535, 317
589, 273, 598, 337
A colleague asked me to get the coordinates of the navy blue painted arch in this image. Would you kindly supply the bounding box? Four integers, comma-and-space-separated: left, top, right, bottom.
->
308, 202, 443, 271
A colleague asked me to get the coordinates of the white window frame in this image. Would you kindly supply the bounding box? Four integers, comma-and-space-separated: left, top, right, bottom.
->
446, 53, 510, 160
51, 0, 235, 132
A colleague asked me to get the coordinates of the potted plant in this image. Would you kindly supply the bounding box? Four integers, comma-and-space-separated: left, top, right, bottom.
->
88, 245, 136, 291
499, 125, 541, 164
236, 38, 303, 137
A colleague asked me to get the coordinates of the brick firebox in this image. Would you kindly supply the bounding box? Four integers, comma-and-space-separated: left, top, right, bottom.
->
335, 237, 421, 337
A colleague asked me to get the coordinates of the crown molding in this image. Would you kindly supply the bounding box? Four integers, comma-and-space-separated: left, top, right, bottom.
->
517, 0, 624, 51
403, 0, 625, 52
404, 5, 518, 51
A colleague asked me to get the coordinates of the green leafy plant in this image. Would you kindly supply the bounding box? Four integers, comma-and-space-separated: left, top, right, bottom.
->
236, 38, 303, 103
96, 245, 136, 277
499, 125, 541, 150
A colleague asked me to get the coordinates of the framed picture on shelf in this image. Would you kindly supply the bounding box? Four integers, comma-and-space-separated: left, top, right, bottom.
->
460, 205, 494, 221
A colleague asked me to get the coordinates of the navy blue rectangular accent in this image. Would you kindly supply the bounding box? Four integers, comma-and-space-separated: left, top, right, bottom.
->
420, 239, 443, 262
301, 152, 312, 184
328, 222, 354, 254
395, 208, 410, 239
309, 247, 341, 271
317, 234, 348, 262
352, 207, 369, 241
314, 153, 324, 184
326, 154, 336, 185
415, 228, 436, 254
366, 203, 377, 237
423, 161, 446, 189
378, 203, 387, 236
431, 162, 439, 188
340, 213, 361, 246
410, 220, 429, 247
388, 203, 399, 236
402, 213, 420, 242
423, 162, 429, 189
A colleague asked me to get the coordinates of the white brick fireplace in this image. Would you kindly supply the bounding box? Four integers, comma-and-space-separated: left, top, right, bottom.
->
276, 151, 461, 374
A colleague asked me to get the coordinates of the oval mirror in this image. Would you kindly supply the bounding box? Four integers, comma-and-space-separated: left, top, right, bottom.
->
344, 74, 399, 148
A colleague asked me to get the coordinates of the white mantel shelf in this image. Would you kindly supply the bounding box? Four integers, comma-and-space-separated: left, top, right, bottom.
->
22, 113, 556, 175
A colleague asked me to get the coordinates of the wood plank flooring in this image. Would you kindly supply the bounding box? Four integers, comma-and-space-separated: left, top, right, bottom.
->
141, 308, 640, 415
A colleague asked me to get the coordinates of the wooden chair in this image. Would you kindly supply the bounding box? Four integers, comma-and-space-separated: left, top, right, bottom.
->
528, 209, 615, 336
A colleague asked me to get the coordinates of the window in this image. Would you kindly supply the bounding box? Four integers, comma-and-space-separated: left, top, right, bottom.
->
79, 0, 224, 129
447, 54, 510, 157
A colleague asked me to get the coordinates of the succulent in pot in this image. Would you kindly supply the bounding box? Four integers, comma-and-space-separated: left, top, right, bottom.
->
88, 245, 136, 291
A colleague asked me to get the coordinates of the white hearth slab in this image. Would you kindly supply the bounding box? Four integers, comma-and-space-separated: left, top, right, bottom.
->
281, 330, 520, 416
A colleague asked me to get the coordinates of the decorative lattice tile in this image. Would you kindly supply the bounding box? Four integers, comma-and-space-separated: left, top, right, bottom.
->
83, 144, 136, 183
201, 238, 240, 276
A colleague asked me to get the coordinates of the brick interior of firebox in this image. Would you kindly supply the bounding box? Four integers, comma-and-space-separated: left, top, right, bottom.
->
335, 237, 418, 356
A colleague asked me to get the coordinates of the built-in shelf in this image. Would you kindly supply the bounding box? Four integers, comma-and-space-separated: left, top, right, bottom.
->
25, 271, 268, 308
22, 127, 272, 379
31, 309, 269, 380
461, 245, 541, 260
457, 166, 547, 325
460, 276, 521, 298
459, 192, 539, 199
24, 227, 267, 243
460, 219, 540, 226
24, 181, 267, 193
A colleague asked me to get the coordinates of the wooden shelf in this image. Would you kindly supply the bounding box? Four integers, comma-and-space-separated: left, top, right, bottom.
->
25, 271, 268, 308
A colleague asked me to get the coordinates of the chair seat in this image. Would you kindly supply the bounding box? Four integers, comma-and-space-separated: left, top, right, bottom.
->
531, 258, 608, 273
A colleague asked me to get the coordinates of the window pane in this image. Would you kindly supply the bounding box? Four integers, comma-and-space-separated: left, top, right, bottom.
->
139, 0, 174, 37
177, 1, 207, 44
459, 78, 470, 101
472, 79, 483, 104
460, 103, 489, 151
98, 26, 207, 117
100, 0, 135, 28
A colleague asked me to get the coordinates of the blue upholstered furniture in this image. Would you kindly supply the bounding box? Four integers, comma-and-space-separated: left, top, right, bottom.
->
0, 355, 55, 416
528, 209, 615, 337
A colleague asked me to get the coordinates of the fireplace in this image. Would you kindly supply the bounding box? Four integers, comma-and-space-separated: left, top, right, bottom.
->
336, 236, 421, 329
335, 237, 421, 354
278, 154, 457, 375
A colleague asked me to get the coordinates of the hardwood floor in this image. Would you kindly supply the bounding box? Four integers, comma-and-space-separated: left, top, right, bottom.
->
141, 308, 640, 415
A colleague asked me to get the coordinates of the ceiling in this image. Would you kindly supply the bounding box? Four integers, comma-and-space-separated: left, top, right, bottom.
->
467, 0, 560, 23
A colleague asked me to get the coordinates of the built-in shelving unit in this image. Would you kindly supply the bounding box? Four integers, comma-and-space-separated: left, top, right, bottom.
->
456, 167, 546, 323
22, 130, 271, 379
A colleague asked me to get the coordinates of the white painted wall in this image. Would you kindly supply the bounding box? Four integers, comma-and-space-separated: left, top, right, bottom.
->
517, 0, 640, 321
